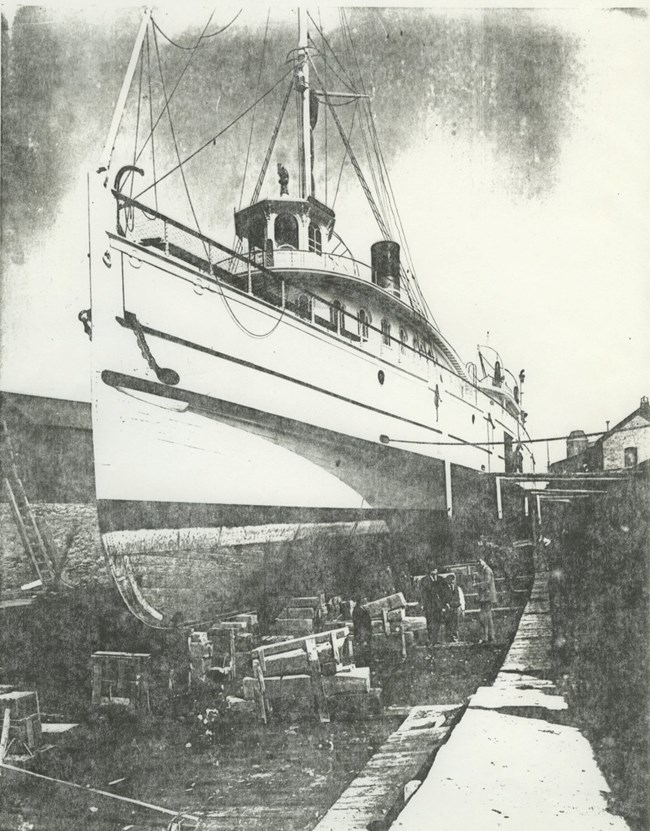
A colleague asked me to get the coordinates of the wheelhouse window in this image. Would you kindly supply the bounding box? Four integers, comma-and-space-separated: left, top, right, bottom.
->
308, 222, 322, 254
297, 293, 312, 320
275, 214, 299, 249
330, 300, 344, 332
381, 318, 391, 346
399, 327, 408, 354
358, 309, 370, 341
248, 217, 265, 253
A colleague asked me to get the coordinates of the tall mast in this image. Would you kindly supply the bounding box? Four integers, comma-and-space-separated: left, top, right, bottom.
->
298, 9, 312, 199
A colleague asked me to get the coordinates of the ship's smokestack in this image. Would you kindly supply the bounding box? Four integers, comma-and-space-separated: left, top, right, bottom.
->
371, 241, 400, 297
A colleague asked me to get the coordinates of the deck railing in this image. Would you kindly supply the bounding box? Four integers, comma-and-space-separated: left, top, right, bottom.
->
114, 193, 483, 395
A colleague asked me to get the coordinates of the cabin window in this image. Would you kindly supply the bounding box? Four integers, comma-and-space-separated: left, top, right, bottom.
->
264, 239, 274, 268
308, 223, 322, 254
624, 447, 638, 468
381, 318, 391, 346
330, 300, 344, 332
248, 217, 266, 252
297, 293, 312, 321
413, 336, 420, 354
358, 309, 370, 341
275, 214, 299, 249
399, 328, 408, 354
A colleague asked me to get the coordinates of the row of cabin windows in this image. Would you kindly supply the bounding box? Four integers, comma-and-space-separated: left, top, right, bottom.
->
255, 215, 322, 253
293, 295, 433, 357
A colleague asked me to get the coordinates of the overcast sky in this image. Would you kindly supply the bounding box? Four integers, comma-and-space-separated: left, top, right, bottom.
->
1, 5, 648, 466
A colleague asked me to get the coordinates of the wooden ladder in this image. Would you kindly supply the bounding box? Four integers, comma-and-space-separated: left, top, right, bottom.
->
1, 419, 59, 587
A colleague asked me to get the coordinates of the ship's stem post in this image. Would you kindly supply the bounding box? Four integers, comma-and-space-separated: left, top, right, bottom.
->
298, 9, 312, 199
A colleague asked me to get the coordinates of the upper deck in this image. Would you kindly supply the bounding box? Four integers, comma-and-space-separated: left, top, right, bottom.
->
113, 191, 523, 423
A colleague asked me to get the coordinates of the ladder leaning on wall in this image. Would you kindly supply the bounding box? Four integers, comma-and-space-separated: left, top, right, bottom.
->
1, 419, 60, 589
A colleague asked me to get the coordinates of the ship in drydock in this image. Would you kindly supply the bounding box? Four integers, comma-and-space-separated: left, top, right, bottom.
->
87, 9, 533, 626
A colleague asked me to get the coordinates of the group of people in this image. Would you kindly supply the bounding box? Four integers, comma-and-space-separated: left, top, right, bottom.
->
420, 558, 497, 647
351, 555, 498, 665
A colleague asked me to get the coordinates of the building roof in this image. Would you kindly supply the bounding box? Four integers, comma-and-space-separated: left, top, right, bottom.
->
594, 395, 650, 447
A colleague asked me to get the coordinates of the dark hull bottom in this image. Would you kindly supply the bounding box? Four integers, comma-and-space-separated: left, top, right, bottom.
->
97, 462, 490, 628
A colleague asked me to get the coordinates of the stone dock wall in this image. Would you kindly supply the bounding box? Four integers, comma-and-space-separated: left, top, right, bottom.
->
0, 503, 109, 594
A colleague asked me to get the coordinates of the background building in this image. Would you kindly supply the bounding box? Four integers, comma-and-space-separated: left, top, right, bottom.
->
550, 396, 650, 473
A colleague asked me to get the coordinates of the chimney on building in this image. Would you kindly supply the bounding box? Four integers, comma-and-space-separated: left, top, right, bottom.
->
567, 430, 589, 458
640, 395, 650, 419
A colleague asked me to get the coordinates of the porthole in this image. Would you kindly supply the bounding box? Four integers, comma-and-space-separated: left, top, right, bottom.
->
377, 370, 385, 385
472, 414, 476, 424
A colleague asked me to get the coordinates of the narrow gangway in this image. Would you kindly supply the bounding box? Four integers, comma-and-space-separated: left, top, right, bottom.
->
391, 546, 630, 831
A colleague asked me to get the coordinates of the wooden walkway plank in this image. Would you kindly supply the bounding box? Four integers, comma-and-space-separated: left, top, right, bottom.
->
311, 705, 461, 831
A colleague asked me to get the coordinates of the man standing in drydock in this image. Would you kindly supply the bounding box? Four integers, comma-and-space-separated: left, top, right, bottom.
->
477, 557, 498, 643
442, 573, 465, 642
421, 568, 446, 650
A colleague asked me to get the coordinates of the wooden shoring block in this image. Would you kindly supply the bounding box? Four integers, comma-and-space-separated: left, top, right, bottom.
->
253, 627, 349, 661
289, 594, 325, 611
329, 630, 342, 669
252, 659, 270, 724
229, 628, 236, 682
284, 606, 317, 620
305, 639, 330, 723
0, 692, 39, 720
364, 593, 406, 618
272, 618, 314, 636
0, 708, 11, 762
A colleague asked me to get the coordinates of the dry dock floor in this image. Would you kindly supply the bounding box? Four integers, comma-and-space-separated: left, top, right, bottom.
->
390, 564, 631, 831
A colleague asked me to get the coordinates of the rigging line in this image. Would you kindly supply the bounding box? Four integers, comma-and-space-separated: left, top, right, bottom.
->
308, 43, 357, 95
134, 68, 293, 201
212, 272, 288, 340
295, 69, 304, 198
339, 12, 392, 236
237, 9, 270, 213
201, 9, 242, 37
152, 24, 206, 256
385, 423, 650, 448
146, 28, 158, 211
129, 49, 144, 201
337, 15, 387, 228
311, 60, 390, 241
152, 8, 242, 49
332, 101, 357, 209
135, 11, 215, 165
306, 10, 357, 91
342, 12, 430, 321
249, 79, 294, 207
320, 8, 328, 205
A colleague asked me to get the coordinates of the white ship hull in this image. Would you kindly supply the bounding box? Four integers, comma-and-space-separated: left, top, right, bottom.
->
90, 229, 532, 625
88, 12, 533, 626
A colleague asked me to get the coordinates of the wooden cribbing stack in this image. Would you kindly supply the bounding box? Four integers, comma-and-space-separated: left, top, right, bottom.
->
0, 690, 42, 755
206, 613, 258, 681
271, 594, 327, 637
243, 626, 378, 722
91, 652, 151, 712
